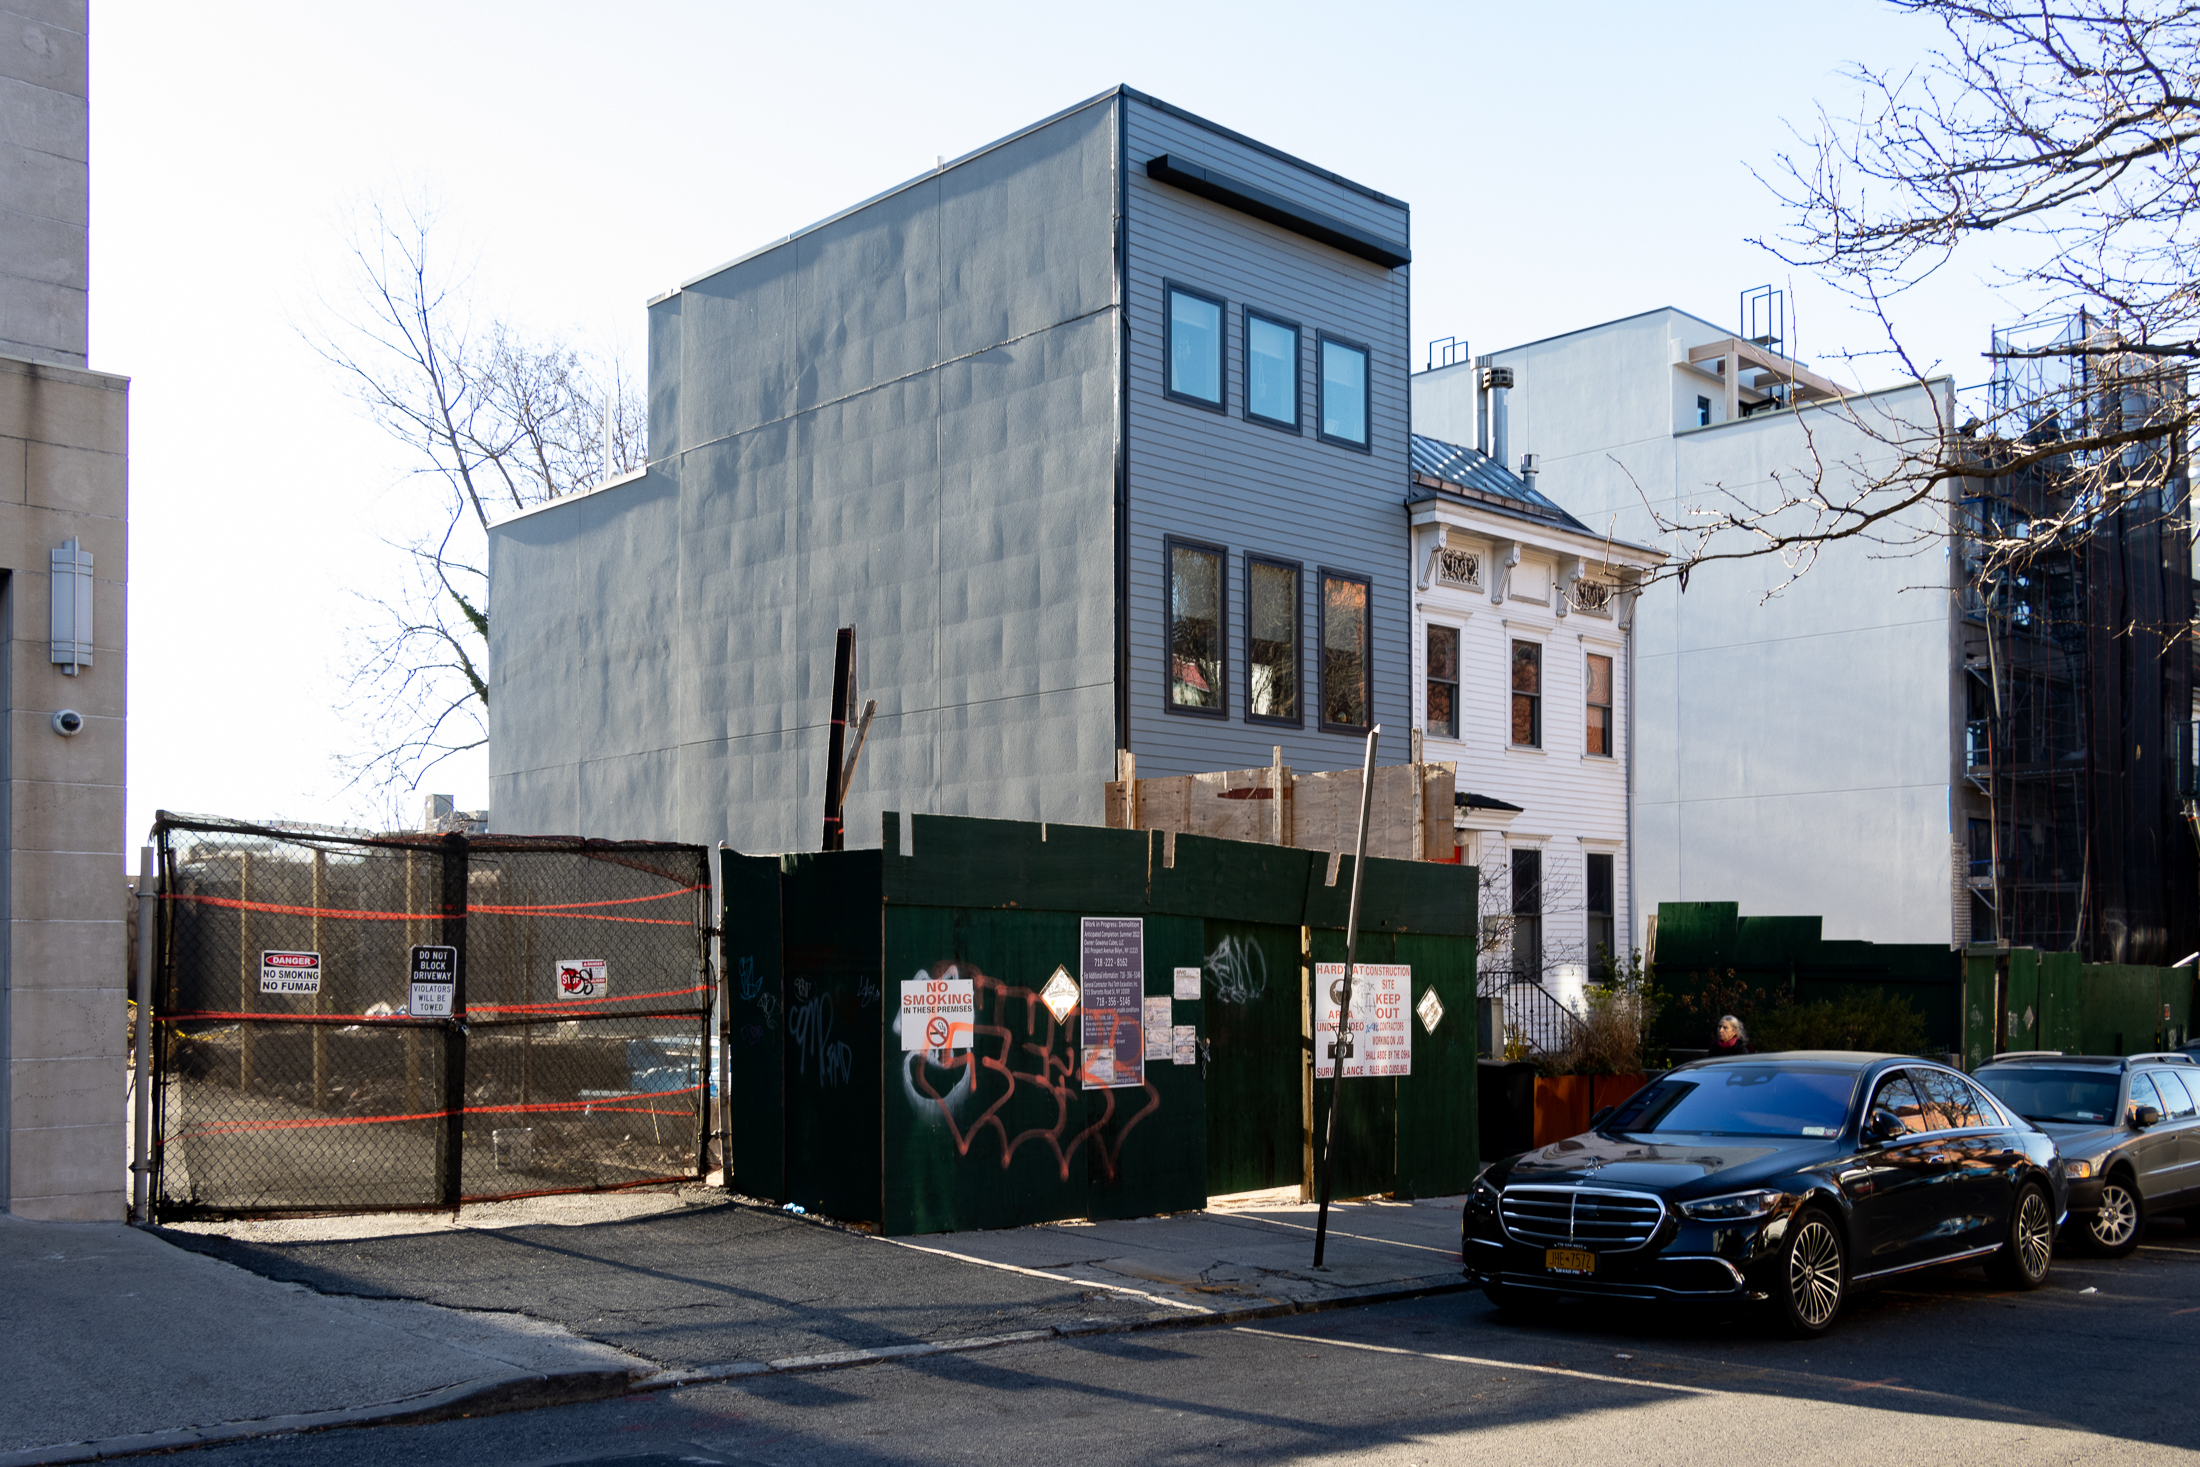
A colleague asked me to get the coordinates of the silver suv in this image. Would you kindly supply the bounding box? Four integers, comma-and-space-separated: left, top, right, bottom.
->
1973, 1052, 2200, 1256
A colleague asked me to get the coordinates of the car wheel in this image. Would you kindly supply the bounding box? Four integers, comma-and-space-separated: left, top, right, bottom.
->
2082, 1174, 2143, 1258
1987, 1182, 2056, 1289
1774, 1208, 1845, 1337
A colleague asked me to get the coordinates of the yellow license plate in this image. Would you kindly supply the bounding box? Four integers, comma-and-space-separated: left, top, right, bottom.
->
1545, 1247, 1596, 1275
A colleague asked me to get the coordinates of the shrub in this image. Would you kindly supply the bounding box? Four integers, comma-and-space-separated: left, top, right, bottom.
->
1752, 988, 1928, 1055
1542, 949, 1661, 1076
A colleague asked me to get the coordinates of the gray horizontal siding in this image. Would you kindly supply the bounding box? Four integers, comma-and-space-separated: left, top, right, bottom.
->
490, 100, 1123, 852
1122, 96, 1412, 781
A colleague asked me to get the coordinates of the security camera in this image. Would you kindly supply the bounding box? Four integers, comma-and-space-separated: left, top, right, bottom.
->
51, 709, 82, 737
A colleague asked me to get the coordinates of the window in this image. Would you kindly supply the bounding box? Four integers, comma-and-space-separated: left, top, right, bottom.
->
1584, 659, 1619, 765
1166, 538, 1226, 715
1318, 571, 1371, 730
1914, 1068, 1985, 1130
1586, 852, 1614, 963
1585, 653, 1613, 756
1318, 333, 1369, 448
1697, 395, 1711, 428
1426, 625, 1458, 738
2152, 1069, 2197, 1118
1244, 310, 1299, 430
1246, 555, 1300, 724
1165, 284, 1225, 409
2129, 1072, 2166, 1122
1869, 1073, 1932, 1135
1510, 641, 1541, 747
1510, 848, 1542, 983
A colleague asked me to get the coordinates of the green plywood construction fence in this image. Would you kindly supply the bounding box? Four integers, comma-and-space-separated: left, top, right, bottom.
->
1651, 902, 2193, 1072
1652, 902, 1965, 1054
1964, 947, 2191, 1066
723, 812, 1482, 1234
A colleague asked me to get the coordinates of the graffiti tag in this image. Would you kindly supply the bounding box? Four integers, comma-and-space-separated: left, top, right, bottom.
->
1204, 935, 1268, 1005
789, 995, 853, 1087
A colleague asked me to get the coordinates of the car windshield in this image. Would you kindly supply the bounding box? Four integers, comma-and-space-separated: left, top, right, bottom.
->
1604, 1066, 1859, 1138
1975, 1068, 2120, 1125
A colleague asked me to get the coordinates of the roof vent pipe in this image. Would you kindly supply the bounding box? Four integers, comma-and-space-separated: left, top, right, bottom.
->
1482, 366, 1514, 470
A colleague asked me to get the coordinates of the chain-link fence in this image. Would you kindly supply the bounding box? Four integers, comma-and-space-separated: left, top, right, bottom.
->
150, 814, 712, 1220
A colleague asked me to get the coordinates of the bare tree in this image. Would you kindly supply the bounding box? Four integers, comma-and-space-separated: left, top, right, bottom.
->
1648, 0, 2194, 606
313, 202, 646, 806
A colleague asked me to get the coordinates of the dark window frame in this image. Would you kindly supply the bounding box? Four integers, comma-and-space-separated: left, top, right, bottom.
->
1164, 534, 1229, 720
1585, 650, 1614, 757
1315, 331, 1372, 452
1696, 395, 1711, 428
1317, 567, 1374, 734
1425, 622, 1460, 739
1242, 306, 1302, 434
1244, 551, 1304, 728
1163, 281, 1228, 414
1510, 638, 1542, 749
1585, 851, 1615, 964
1511, 847, 1543, 984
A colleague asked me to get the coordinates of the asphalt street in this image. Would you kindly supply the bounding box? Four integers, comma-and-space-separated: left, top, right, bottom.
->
157, 1221, 2200, 1466
158, 1202, 1163, 1368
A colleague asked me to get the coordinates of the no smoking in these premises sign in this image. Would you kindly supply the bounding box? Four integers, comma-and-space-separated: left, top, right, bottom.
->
900, 972, 975, 1052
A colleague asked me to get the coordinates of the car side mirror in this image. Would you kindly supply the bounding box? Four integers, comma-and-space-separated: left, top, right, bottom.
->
2132, 1104, 2163, 1129
1590, 1106, 1615, 1129
1864, 1109, 1905, 1144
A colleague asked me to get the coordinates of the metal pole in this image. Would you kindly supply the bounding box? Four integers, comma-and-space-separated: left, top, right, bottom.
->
716, 841, 734, 1189
440, 832, 469, 1212
1313, 725, 1380, 1267
131, 846, 155, 1225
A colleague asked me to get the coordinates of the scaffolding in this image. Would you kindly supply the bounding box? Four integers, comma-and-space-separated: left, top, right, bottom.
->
1962, 311, 2199, 963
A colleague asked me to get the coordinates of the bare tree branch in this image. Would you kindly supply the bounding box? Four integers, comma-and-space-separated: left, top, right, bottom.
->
312, 198, 647, 803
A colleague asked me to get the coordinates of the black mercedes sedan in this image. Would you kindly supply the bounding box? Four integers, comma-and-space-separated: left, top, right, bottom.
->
1462, 1052, 2067, 1335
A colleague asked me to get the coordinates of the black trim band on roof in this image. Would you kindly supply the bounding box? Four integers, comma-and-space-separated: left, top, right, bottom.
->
1145, 154, 1410, 269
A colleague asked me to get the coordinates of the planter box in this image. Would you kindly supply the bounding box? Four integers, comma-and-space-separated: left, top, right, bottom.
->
1532, 1072, 1651, 1147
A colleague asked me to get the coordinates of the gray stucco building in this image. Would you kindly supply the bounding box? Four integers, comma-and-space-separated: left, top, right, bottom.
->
489, 87, 1411, 851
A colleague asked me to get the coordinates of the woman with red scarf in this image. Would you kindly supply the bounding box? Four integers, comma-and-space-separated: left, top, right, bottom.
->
1711, 1014, 1753, 1056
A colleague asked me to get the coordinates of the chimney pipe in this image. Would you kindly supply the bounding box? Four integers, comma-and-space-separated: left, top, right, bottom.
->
1482, 365, 1515, 469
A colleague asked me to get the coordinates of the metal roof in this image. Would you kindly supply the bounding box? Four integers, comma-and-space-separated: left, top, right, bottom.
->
1408, 434, 1592, 533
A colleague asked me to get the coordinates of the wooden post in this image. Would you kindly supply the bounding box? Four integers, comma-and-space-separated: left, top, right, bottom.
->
821, 626, 855, 851
237, 852, 253, 1094
1122, 750, 1138, 830
1270, 746, 1285, 847
312, 849, 328, 1108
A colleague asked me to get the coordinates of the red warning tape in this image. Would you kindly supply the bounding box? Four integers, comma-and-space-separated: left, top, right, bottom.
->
158, 983, 712, 1025
470, 983, 712, 1014
168, 1082, 706, 1138
161, 883, 705, 926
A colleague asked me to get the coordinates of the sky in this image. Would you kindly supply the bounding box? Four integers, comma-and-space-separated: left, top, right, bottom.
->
94, 0, 2014, 854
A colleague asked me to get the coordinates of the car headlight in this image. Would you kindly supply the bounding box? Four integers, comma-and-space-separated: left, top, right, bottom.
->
1681, 1189, 1785, 1221
1471, 1173, 1502, 1209
2064, 1158, 2094, 1180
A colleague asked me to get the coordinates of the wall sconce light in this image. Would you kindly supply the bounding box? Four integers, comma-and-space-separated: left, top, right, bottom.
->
50, 537, 93, 676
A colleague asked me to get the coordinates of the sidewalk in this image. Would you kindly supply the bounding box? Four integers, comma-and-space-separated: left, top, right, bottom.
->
9, 1184, 1468, 1463
0, 1212, 648, 1465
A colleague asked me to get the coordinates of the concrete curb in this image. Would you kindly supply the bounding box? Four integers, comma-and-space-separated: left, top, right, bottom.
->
1, 1275, 1477, 1465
